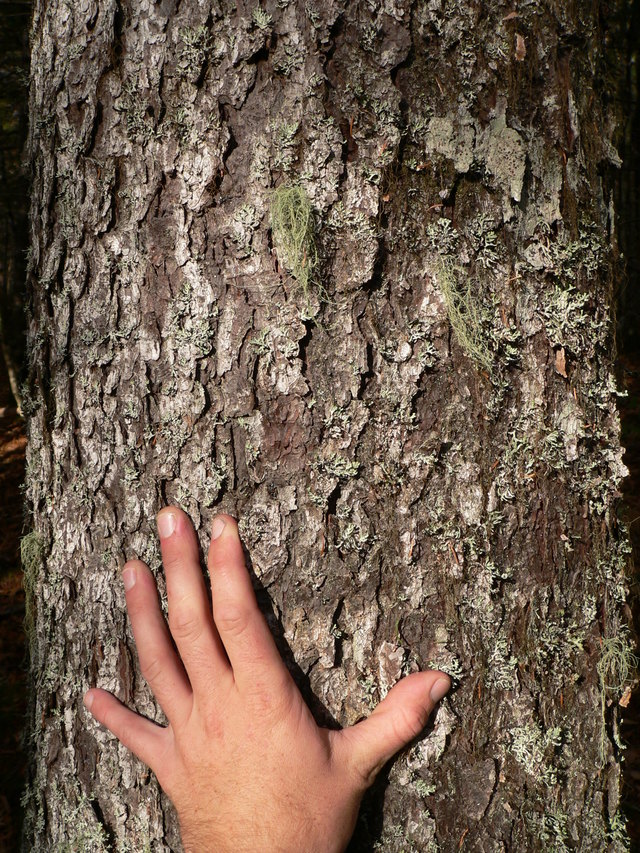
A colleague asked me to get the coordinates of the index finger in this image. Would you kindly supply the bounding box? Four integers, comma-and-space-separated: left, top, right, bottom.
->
207, 515, 290, 694
158, 507, 232, 697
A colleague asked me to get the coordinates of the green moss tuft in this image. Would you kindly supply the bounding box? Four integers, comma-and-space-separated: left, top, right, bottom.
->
270, 183, 318, 299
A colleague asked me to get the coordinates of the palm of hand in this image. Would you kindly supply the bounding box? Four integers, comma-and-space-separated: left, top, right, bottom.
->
85, 510, 450, 853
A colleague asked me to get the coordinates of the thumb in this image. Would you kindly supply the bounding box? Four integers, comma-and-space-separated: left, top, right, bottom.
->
336, 670, 451, 789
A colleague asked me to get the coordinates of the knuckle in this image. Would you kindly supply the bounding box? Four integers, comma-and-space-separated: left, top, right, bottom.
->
202, 711, 226, 742
170, 607, 203, 642
208, 546, 235, 575
140, 654, 165, 685
116, 721, 134, 747
250, 675, 299, 733
393, 704, 428, 744
215, 602, 249, 637
248, 680, 280, 717
162, 551, 185, 575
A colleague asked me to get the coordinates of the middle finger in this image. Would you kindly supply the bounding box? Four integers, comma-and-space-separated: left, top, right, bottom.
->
157, 507, 232, 697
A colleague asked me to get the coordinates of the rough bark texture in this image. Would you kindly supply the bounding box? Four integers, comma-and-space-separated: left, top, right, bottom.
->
23, 0, 634, 850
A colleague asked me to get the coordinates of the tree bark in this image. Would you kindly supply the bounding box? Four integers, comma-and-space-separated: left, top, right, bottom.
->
23, 0, 634, 850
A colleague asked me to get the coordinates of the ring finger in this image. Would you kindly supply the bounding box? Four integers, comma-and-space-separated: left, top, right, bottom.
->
123, 559, 193, 726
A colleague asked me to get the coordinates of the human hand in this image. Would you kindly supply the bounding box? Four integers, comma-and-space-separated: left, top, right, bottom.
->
84, 508, 451, 853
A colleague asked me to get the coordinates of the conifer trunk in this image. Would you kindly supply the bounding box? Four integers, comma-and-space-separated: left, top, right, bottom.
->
23, 0, 633, 849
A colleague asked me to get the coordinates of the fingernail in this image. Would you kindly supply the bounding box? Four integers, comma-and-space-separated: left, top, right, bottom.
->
84, 690, 94, 710
211, 516, 226, 540
157, 512, 176, 539
122, 564, 137, 591
430, 676, 451, 704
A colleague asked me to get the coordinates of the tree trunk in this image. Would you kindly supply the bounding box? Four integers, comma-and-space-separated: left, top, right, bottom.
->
23, 0, 634, 850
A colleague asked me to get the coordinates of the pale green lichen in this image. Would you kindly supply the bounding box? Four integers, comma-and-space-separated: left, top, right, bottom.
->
322, 403, 352, 438
249, 327, 273, 361
271, 120, 300, 171
358, 675, 379, 710
50, 781, 110, 852
252, 6, 273, 30
428, 655, 464, 684
21, 530, 45, 653
159, 411, 192, 449
167, 281, 217, 365
597, 628, 638, 765
595, 535, 632, 605
272, 41, 304, 76
177, 25, 213, 77
327, 202, 377, 240
20, 784, 46, 846
608, 809, 631, 849
426, 218, 498, 373
413, 777, 436, 798
335, 504, 372, 554
523, 804, 570, 852
232, 203, 261, 258
424, 114, 475, 174
270, 184, 318, 299
166, 105, 209, 150
435, 257, 494, 373
510, 722, 565, 787
316, 454, 360, 480
485, 122, 526, 204
465, 213, 502, 270
485, 634, 518, 690
539, 285, 590, 353
425, 216, 522, 406
118, 79, 157, 144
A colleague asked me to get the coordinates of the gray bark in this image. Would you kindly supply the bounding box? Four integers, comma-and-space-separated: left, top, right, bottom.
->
23, 0, 634, 850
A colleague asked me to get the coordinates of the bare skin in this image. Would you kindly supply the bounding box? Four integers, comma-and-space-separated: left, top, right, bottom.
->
84, 508, 451, 853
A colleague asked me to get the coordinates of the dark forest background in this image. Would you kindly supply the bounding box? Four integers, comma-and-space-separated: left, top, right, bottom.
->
0, 0, 638, 849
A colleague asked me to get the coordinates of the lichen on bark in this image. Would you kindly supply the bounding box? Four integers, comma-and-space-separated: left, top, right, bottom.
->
23, 0, 633, 850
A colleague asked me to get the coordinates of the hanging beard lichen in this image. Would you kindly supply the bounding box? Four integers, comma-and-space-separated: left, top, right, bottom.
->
269, 183, 318, 300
